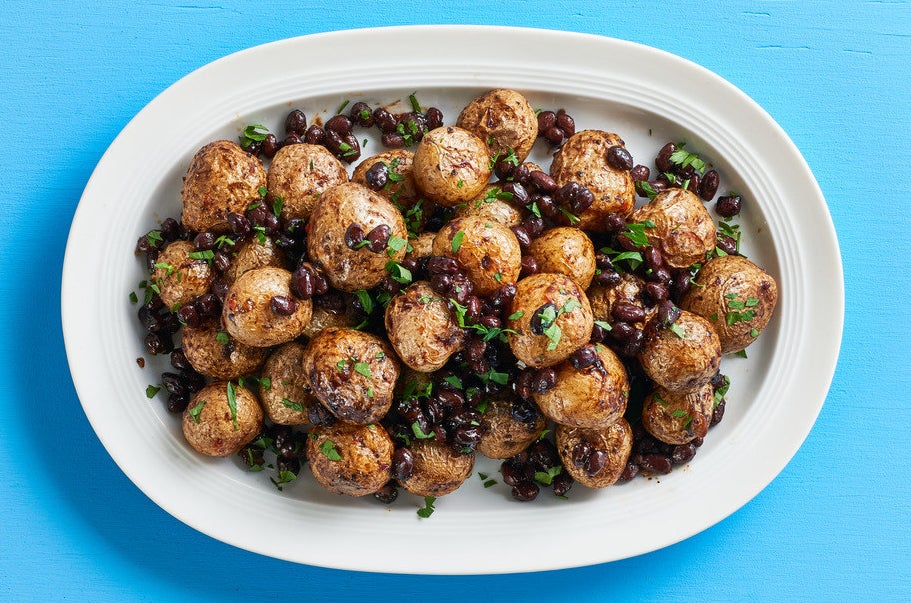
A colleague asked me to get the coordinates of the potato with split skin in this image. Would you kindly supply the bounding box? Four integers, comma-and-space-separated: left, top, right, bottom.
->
432, 215, 522, 296
533, 343, 629, 429
405, 232, 435, 263
506, 273, 594, 368
307, 422, 394, 497
638, 310, 722, 392
266, 143, 348, 221
181, 140, 267, 233
586, 273, 653, 327
453, 185, 524, 228
302, 327, 400, 425
306, 182, 408, 292
258, 342, 315, 425
680, 254, 778, 354
476, 396, 546, 460
384, 281, 467, 373
630, 188, 717, 269
556, 419, 633, 489
151, 240, 214, 309
180, 319, 268, 380
550, 130, 635, 230
351, 149, 421, 208
182, 381, 263, 457
456, 89, 538, 163
223, 236, 285, 284
222, 266, 312, 347
412, 126, 492, 207
528, 226, 597, 289
397, 438, 474, 497
641, 384, 715, 446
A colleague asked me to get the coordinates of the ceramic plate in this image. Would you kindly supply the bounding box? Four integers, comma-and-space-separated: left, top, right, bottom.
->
62, 26, 842, 574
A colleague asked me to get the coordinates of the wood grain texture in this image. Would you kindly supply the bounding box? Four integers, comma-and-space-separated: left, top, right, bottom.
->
1, 0, 909, 600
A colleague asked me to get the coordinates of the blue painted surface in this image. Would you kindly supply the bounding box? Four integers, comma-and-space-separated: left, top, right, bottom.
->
1, 1, 909, 600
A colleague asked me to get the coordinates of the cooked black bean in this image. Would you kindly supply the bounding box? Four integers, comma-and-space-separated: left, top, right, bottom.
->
552, 471, 573, 496
716, 234, 739, 256
176, 303, 201, 328
285, 109, 307, 135
647, 266, 673, 285
349, 102, 374, 127
270, 295, 298, 316
643, 282, 669, 305
716, 194, 743, 217
392, 447, 414, 480
537, 110, 556, 133
617, 461, 640, 483
630, 164, 650, 182
374, 482, 398, 504
425, 107, 444, 130
529, 302, 558, 335
512, 481, 540, 501
607, 145, 634, 171
528, 170, 558, 193
521, 215, 545, 238
570, 344, 598, 369
656, 142, 677, 172
282, 133, 303, 147
167, 393, 190, 413
381, 132, 406, 148
520, 255, 538, 277
364, 162, 388, 190
501, 182, 529, 205
671, 443, 697, 465
712, 399, 726, 426
262, 134, 279, 159
543, 126, 565, 146
593, 269, 621, 287
657, 300, 681, 327
698, 169, 719, 200
344, 223, 365, 249
612, 301, 645, 324
510, 225, 532, 249
325, 114, 353, 136
501, 461, 523, 487
585, 450, 608, 476
227, 212, 251, 236
512, 163, 531, 185
532, 368, 557, 393
610, 321, 635, 342
639, 453, 672, 475
365, 224, 391, 253
555, 110, 575, 137
510, 399, 538, 423
303, 125, 324, 145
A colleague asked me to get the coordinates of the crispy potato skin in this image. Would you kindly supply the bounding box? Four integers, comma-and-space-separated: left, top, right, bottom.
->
302, 328, 400, 425
307, 182, 408, 292
641, 384, 714, 445
181, 140, 266, 233
351, 150, 420, 207
630, 188, 717, 269
223, 237, 285, 284
267, 143, 348, 221
550, 130, 635, 230
182, 381, 263, 457
586, 273, 649, 325
412, 126, 492, 207
454, 186, 524, 227
456, 89, 538, 163
181, 320, 268, 380
506, 273, 595, 368
152, 240, 214, 309
528, 227, 597, 289
307, 423, 394, 497
556, 419, 633, 488
398, 439, 474, 497
300, 307, 355, 340
477, 396, 546, 459
680, 254, 778, 354
533, 344, 629, 429
432, 215, 522, 296
222, 266, 312, 347
638, 310, 722, 392
259, 342, 314, 425
384, 282, 466, 372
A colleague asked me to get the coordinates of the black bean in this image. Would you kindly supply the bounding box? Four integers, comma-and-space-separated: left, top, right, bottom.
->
555, 182, 594, 214
307, 402, 335, 427
621, 329, 645, 356
570, 345, 598, 369
170, 348, 192, 371
177, 303, 201, 328
270, 295, 298, 316
610, 321, 635, 342
425, 107, 444, 130
430, 273, 452, 293
512, 163, 531, 185
617, 462, 640, 483
692, 436, 705, 448
616, 233, 639, 252
488, 284, 516, 307
362, 162, 388, 191
374, 482, 398, 504
530, 439, 558, 469
291, 265, 315, 299
261, 134, 279, 158
479, 314, 501, 329
510, 225, 531, 249
643, 246, 664, 270
160, 218, 181, 241
630, 164, 650, 182
161, 372, 187, 396
372, 107, 398, 132
349, 102, 374, 127
282, 133, 303, 147
345, 223, 365, 249
552, 471, 573, 496
656, 142, 677, 173
671, 270, 691, 300
647, 266, 673, 285
521, 215, 545, 238
685, 173, 701, 195
211, 279, 229, 302
716, 195, 742, 217
167, 393, 190, 413
716, 234, 739, 256
392, 447, 414, 480
494, 155, 516, 180
671, 443, 697, 465
643, 282, 669, 305
501, 461, 523, 487
144, 332, 172, 355
657, 300, 681, 327
532, 368, 556, 393
590, 322, 610, 343
537, 110, 556, 133
465, 295, 481, 321
303, 125, 324, 145
639, 453, 672, 475
528, 170, 558, 193
593, 269, 621, 287
212, 251, 230, 274
612, 301, 645, 324
543, 126, 565, 146
325, 114, 353, 136
365, 224, 391, 253
285, 109, 308, 135
227, 212, 251, 236
501, 181, 529, 205
712, 399, 726, 426
511, 481, 540, 501
381, 132, 406, 148
555, 110, 575, 137
193, 231, 216, 250
607, 145, 634, 171
585, 450, 608, 476
510, 398, 538, 423
529, 302, 558, 335
520, 255, 538, 277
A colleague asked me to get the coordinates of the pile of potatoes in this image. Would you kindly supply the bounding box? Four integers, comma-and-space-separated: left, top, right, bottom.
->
148, 88, 778, 503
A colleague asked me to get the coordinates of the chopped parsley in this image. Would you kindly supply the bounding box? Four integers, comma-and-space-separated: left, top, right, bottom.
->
416, 496, 436, 518
226, 381, 238, 430
188, 250, 215, 262
215, 330, 230, 345
270, 470, 297, 491
188, 400, 205, 423
386, 261, 413, 285
336, 99, 350, 114
319, 439, 342, 461
129, 291, 139, 304
451, 230, 465, 253
145, 384, 161, 398
624, 220, 656, 248
408, 92, 421, 113
714, 375, 731, 408
411, 421, 435, 439
272, 196, 284, 218
668, 322, 686, 338
508, 311, 525, 321
669, 143, 707, 174
353, 362, 372, 379
638, 180, 659, 200
594, 320, 613, 331
282, 399, 304, 412
239, 124, 269, 148
534, 465, 562, 486
443, 375, 463, 389
386, 235, 408, 257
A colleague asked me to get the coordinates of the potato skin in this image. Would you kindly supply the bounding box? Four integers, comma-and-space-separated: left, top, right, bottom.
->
307, 182, 408, 292
638, 310, 722, 392
630, 188, 716, 269
477, 396, 546, 459
533, 344, 629, 429
259, 342, 314, 425
182, 381, 263, 457
181, 320, 268, 380
300, 306, 355, 340
405, 232, 436, 262
432, 216, 522, 296
302, 328, 400, 425
453, 186, 524, 227
528, 227, 597, 289
307, 422, 394, 497
641, 384, 714, 445
398, 438, 474, 497
351, 150, 420, 207
267, 143, 348, 221
384, 282, 466, 372
181, 140, 267, 233
456, 89, 538, 163
222, 266, 312, 347
556, 419, 633, 489
223, 236, 285, 284
550, 130, 635, 230
412, 126, 492, 207
152, 240, 214, 309
506, 273, 595, 368
680, 254, 778, 353
586, 273, 648, 325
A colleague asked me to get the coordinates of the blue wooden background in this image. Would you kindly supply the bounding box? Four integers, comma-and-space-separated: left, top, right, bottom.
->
1, 1, 909, 600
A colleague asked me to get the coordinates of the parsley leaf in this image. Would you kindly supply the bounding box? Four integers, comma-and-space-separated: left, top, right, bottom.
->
451, 230, 465, 253
534, 465, 562, 486
353, 362, 372, 379
145, 384, 161, 398
282, 399, 304, 412
417, 496, 436, 518
319, 439, 342, 461
188, 400, 205, 423
226, 382, 238, 430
